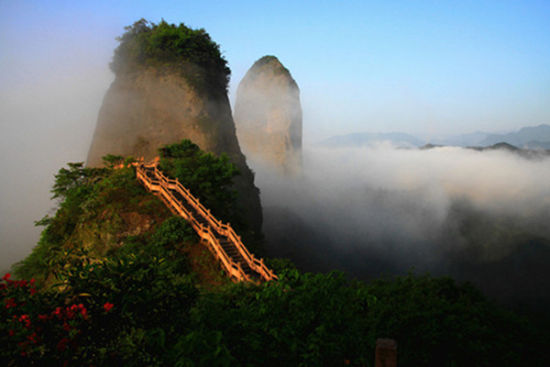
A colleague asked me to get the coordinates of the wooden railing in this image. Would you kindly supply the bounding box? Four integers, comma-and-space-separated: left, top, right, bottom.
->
133, 159, 277, 283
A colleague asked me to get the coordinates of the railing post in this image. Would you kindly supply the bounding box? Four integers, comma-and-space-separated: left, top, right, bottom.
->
375, 339, 397, 367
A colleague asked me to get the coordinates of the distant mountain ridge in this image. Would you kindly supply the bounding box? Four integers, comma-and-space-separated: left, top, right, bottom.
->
480, 124, 550, 148
428, 131, 489, 147
321, 132, 423, 148
320, 124, 550, 150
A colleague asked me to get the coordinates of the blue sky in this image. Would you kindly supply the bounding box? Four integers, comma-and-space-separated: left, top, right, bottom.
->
1, 0, 550, 141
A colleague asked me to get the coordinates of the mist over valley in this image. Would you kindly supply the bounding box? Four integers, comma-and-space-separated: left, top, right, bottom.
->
252, 143, 550, 310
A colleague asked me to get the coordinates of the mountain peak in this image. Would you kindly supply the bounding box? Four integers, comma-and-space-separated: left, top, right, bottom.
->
234, 55, 302, 174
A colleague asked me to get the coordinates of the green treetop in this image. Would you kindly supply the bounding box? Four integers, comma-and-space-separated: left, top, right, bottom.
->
110, 19, 230, 95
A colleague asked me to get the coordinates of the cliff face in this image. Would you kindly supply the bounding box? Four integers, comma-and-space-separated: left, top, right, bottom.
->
86, 20, 262, 233
88, 69, 240, 165
234, 56, 302, 174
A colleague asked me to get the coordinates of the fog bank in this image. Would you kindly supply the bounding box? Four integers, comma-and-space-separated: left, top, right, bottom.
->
256, 144, 550, 306
0, 69, 113, 273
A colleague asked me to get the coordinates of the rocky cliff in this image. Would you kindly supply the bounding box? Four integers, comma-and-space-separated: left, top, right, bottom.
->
234, 56, 302, 174
86, 20, 262, 233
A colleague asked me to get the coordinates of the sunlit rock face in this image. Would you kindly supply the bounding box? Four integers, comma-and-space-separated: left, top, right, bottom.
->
86, 68, 262, 233
234, 56, 302, 174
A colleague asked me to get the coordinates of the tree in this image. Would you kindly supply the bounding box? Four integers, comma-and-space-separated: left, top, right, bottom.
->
159, 139, 239, 224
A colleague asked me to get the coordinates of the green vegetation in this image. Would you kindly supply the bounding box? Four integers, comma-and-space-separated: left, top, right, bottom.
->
2, 219, 198, 365
3, 261, 547, 365
159, 139, 240, 226
364, 274, 547, 366
111, 18, 230, 95
14, 140, 241, 286
14, 158, 171, 285
6, 143, 548, 365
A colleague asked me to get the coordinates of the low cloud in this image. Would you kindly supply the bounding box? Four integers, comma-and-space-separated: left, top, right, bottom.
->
254, 144, 550, 306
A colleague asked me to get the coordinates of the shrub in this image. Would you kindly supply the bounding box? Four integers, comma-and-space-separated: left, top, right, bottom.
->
1, 219, 198, 365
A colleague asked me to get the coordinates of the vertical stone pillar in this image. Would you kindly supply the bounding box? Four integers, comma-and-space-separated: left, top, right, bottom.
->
375, 338, 397, 367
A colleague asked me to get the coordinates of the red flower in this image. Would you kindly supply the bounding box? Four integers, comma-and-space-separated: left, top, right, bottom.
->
57, 337, 70, 351
29, 287, 37, 296
5, 297, 16, 309
63, 322, 71, 332
103, 302, 114, 312
2, 273, 11, 281
19, 314, 31, 328
30, 278, 36, 285
38, 314, 49, 321
27, 332, 37, 344
53, 307, 63, 318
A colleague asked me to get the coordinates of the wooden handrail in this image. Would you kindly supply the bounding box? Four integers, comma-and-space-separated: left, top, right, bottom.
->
134, 159, 276, 283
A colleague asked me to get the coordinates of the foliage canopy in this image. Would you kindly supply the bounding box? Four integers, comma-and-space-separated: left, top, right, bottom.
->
159, 139, 240, 225
111, 19, 230, 95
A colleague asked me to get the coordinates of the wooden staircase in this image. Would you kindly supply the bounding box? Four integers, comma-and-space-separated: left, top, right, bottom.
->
135, 160, 277, 283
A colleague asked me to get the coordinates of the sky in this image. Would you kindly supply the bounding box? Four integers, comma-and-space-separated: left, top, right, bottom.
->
2, 1, 550, 139
1, 0, 550, 271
